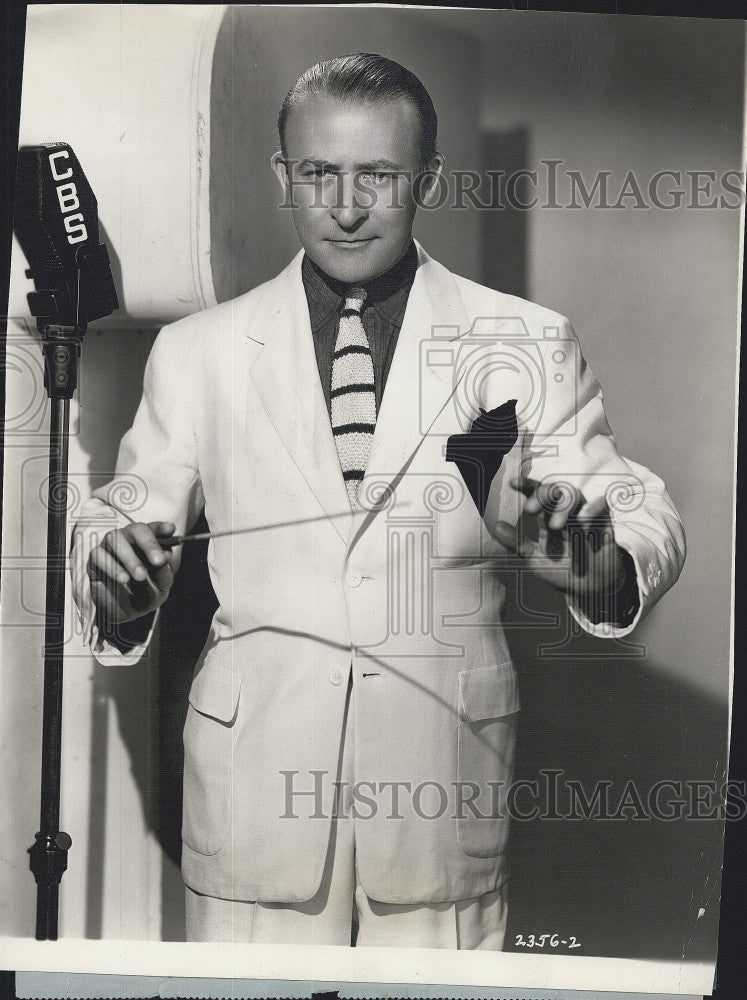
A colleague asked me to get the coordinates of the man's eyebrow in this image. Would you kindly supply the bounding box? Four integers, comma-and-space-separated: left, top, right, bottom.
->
296, 158, 407, 172
355, 159, 407, 172
297, 158, 335, 170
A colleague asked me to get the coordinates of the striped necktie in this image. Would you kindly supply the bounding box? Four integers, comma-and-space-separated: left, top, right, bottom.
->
331, 287, 375, 508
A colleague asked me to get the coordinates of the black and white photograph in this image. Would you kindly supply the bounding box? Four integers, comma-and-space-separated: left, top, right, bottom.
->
0, 4, 743, 995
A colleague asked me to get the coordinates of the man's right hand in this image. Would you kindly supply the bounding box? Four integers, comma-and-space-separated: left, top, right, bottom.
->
87, 521, 177, 626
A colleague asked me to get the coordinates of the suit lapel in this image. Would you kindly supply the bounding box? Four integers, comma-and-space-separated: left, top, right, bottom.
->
347, 244, 473, 556
247, 251, 351, 543
246, 245, 472, 554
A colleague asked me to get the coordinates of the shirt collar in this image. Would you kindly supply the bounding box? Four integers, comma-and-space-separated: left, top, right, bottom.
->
302, 240, 419, 332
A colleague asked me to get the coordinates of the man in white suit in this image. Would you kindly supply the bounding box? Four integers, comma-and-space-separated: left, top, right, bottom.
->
71, 54, 685, 948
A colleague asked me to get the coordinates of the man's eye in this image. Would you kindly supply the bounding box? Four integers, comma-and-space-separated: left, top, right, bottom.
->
300, 168, 334, 179
360, 171, 392, 184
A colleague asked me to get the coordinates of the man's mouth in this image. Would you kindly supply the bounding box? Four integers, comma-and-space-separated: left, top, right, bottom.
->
327, 237, 375, 247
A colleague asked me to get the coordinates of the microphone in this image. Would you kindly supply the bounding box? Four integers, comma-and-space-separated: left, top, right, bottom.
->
13, 146, 121, 937
14, 143, 119, 396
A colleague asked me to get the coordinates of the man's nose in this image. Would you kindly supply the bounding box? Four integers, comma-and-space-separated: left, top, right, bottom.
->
329, 173, 369, 228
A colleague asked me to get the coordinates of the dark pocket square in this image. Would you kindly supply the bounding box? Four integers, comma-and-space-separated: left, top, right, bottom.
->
445, 399, 518, 517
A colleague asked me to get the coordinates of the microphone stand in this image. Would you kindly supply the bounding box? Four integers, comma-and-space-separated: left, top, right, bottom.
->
14, 143, 119, 940
26, 281, 85, 941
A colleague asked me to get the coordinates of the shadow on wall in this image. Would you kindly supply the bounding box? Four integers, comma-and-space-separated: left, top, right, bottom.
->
156, 525, 217, 942
501, 573, 726, 962
78, 518, 216, 943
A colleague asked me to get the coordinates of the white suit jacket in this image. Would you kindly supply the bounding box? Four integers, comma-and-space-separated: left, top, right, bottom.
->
71, 243, 685, 904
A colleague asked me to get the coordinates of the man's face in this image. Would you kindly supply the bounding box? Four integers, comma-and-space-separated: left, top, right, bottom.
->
272, 93, 440, 284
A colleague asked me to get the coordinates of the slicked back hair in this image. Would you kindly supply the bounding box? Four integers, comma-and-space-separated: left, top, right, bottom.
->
278, 53, 438, 169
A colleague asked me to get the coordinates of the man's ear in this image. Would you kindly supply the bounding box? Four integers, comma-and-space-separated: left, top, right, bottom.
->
270, 150, 289, 195
415, 152, 445, 208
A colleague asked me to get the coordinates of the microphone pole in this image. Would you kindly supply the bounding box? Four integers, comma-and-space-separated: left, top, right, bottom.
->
13, 144, 119, 939
33, 356, 73, 943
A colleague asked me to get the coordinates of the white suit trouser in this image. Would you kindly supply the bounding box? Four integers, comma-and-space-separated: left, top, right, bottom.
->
185, 679, 508, 948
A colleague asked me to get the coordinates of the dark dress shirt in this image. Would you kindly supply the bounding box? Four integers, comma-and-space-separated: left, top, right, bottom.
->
301, 240, 418, 418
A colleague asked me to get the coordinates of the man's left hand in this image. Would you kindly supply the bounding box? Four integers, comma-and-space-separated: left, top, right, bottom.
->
488, 476, 631, 609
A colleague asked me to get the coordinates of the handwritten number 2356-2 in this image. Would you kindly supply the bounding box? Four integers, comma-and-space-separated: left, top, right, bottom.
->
515, 933, 580, 949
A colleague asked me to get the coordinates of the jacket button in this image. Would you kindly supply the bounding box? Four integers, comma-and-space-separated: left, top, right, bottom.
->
347, 571, 362, 588
329, 668, 344, 686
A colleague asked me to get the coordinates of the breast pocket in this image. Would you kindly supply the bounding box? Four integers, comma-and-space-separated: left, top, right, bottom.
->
181, 658, 242, 857
456, 660, 520, 858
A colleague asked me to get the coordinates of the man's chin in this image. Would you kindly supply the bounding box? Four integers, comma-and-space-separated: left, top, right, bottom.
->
307, 241, 399, 284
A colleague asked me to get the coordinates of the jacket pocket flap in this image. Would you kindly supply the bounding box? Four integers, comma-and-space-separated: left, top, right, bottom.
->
189, 660, 242, 723
459, 661, 520, 722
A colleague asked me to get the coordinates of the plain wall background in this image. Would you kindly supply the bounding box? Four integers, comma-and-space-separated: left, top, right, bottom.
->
1, 7, 742, 957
